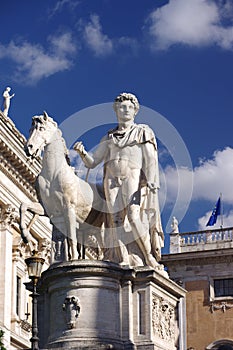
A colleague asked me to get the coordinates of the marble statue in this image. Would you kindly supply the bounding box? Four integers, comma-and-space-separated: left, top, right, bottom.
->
3, 87, 15, 117
20, 112, 94, 261
171, 216, 179, 234
74, 92, 164, 268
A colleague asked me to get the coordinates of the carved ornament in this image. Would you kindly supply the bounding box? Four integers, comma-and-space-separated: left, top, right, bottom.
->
0, 204, 18, 226
152, 294, 175, 341
62, 295, 81, 329
210, 300, 233, 313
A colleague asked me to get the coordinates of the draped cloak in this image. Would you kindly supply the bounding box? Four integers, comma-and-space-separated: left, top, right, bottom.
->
96, 123, 164, 261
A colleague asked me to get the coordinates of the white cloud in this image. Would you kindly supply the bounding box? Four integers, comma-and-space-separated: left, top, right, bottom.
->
147, 0, 233, 50
163, 147, 233, 204
79, 14, 139, 57
48, 0, 80, 18
82, 15, 113, 56
161, 165, 192, 205
219, 0, 233, 20
117, 37, 139, 53
161, 147, 233, 229
48, 32, 76, 56
193, 147, 233, 202
0, 32, 76, 84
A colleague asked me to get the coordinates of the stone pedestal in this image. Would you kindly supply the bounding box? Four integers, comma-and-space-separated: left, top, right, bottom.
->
38, 261, 186, 350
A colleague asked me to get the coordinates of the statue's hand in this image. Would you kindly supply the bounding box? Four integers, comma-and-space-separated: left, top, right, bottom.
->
147, 182, 157, 193
73, 141, 87, 157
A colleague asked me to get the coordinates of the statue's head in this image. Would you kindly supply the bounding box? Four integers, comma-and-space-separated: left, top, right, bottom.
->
6, 87, 11, 92
113, 92, 140, 116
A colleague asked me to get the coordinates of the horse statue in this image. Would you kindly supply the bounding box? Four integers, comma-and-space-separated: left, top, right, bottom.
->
20, 112, 99, 261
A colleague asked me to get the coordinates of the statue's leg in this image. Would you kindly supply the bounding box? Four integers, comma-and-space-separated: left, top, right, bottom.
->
77, 228, 85, 260
94, 222, 105, 260
3, 101, 9, 116
104, 178, 129, 264
127, 204, 157, 268
64, 206, 78, 260
123, 174, 158, 268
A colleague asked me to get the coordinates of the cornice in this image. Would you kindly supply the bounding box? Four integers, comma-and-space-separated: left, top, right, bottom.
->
0, 111, 41, 199
0, 154, 37, 200
162, 248, 233, 267
0, 111, 26, 143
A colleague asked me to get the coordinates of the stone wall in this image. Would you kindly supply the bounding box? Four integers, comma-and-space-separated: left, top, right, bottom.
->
163, 249, 233, 350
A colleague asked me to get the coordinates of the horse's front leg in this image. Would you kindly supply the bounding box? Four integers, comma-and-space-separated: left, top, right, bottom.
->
77, 228, 85, 259
64, 206, 78, 260
20, 202, 44, 243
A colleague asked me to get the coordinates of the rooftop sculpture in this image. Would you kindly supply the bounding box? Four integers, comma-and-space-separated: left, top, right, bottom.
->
3, 87, 15, 117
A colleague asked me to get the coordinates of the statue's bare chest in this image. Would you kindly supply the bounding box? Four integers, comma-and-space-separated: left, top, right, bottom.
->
106, 142, 143, 176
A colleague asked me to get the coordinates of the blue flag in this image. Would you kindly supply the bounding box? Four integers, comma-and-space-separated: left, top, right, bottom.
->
206, 197, 221, 226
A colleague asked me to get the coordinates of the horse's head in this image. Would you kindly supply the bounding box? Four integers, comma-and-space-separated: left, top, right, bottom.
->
25, 111, 58, 157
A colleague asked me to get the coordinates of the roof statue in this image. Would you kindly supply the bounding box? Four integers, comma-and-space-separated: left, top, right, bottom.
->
171, 216, 179, 234
3, 87, 15, 117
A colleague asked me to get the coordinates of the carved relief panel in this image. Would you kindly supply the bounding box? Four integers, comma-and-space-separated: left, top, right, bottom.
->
152, 294, 176, 342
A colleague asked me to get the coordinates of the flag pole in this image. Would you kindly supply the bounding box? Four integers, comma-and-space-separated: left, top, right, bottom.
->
220, 192, 223, 229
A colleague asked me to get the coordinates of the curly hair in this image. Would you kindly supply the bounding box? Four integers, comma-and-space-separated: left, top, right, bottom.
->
113, 92, 140, 115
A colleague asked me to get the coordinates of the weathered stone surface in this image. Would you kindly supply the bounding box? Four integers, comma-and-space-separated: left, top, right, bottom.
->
38, 260, 185, 350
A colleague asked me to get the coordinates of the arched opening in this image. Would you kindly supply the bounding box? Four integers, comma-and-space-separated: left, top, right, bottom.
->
206, 340, 233, 350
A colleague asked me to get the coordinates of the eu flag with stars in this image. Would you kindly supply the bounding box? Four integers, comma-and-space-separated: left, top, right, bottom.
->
206, 197, 221, 227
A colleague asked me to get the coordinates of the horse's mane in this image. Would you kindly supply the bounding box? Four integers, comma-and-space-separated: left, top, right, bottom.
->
32, 114, 57, 128
32, 114, 70, 165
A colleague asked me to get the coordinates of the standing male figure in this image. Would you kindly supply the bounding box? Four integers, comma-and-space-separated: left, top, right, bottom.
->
3, 86, 15, 117
74, 92, 164, 268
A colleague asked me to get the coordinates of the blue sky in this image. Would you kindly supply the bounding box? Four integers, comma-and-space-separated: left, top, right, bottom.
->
1, 0, 233, 248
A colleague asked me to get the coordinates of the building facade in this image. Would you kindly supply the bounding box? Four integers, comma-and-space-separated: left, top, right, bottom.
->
0, 111, 52, 349
163, 226, 233, 350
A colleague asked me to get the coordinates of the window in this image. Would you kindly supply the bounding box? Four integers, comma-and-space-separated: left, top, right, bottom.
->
16, 276, 21, 316
214, 278, 233, 298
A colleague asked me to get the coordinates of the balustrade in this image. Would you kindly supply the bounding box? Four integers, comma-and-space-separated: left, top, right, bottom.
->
172, 227, 233, 253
